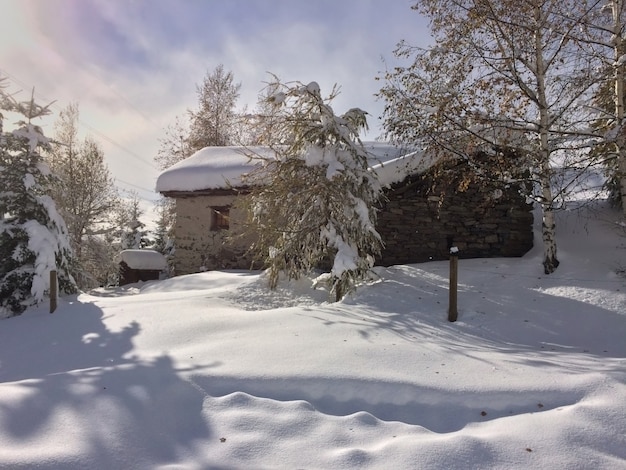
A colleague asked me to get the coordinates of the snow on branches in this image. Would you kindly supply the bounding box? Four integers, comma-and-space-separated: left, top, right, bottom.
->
244, 80, 382, 300
0, 79, 76, 317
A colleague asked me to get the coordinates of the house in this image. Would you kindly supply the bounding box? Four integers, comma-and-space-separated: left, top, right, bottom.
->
156, 144, 533, 275
118, 249, 168, 285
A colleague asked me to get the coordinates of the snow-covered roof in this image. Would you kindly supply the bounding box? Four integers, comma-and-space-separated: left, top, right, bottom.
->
156, 146, 275, 193
371, 149, 439, 187
155, 143, 427, 193
119, 249, 167, 270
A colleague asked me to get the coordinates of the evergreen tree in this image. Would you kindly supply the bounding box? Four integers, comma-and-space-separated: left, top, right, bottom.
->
243, 80, 382, 301
151, 199, 175, 276
115, 193, 150, 250
152, 198, 174, 255
0, 81, 76, 316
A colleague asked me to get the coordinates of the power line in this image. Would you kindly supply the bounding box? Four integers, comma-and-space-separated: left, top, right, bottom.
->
0, 67, 159, 171
1, 68, 164, 206
116, 178, 160, 200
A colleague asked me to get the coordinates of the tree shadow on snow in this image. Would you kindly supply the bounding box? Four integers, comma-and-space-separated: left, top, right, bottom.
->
0, 300, 214, 469
310, 262, 626, 364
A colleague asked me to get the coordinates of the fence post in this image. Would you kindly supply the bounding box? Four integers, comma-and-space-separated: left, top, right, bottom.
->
448, 247, 458, 322
50, 270, 57, 314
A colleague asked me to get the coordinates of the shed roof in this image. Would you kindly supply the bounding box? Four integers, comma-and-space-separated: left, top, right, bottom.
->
119, 249, 168, 270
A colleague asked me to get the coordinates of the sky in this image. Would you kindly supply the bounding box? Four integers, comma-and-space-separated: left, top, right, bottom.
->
0, 0, 432, 219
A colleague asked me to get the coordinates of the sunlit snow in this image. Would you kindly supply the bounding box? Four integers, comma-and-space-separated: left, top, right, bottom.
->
0, 202, 624, 469
155, 142, 412, 193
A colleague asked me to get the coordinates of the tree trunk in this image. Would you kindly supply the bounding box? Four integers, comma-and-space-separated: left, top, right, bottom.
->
620, 151, 626, 213
541, 202, 559, 274
534, 5, 560, 274
613, 0, 626, 215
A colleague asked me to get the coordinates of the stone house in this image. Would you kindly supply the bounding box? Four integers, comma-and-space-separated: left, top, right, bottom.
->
156, 144, 533, 275
374, 153, 534, 266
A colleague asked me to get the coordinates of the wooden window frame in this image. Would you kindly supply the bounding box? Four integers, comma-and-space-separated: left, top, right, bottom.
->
211, 206, 230, 231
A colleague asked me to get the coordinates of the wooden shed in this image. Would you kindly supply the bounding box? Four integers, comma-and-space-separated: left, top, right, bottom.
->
118, 249, 167, 286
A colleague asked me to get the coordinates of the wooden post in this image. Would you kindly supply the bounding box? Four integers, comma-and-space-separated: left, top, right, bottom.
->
50, 270, 57, 314
334, 281, 343, 303
448, 247, 458, 322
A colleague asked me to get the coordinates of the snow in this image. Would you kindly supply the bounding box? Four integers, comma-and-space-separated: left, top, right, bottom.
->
12, 123, 50, 153
0, 201, 624, 469
370, 149, 439, 187
119, 249, 167, 271
155, 143, 412, 193
155, 146, 276, 193
23, 219, 58, 300
22, 173, 35, 190
269, 91, 286, 105
321, 223, 360, 276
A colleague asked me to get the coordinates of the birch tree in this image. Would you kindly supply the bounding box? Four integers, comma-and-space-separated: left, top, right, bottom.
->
155, 115, 191, 170
608, 0, 626, 210
380, 0, 599, 274
580, 0, 626, 212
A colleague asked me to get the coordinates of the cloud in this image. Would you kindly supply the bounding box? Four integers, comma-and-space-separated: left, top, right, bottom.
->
0, 0, 432, 219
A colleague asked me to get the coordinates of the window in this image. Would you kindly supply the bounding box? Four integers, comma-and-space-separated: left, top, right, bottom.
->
212, 206, 230, 231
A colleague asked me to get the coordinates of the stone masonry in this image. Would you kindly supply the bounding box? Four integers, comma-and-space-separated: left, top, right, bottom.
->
376, 161, 534, 266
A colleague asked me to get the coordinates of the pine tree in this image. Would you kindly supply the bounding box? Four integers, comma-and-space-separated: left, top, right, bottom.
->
152, 199, 174, 255
243, 80, 382, 301
0, 81, 76, 316
151, 199, 174, 277
115, 193, 150, 251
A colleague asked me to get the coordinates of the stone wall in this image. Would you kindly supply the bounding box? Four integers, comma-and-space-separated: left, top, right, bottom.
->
173, 193, 256, 275
169, 160, 534, 274
376, 168, 534, 266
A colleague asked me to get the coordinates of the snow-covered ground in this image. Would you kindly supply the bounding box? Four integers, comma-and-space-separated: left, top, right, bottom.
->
0, 202, 625, 469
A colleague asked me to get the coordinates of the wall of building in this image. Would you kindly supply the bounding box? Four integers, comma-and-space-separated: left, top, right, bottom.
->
173, 194, 256, 275
170, 167, 534, 275
376, 173, 534, 266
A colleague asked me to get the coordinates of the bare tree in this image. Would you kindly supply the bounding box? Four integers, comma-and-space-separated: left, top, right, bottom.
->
155, 115, 191, 171
47, 103, 119, 288
187, 64, 241, 151
380, 0, 600, 274
577, 0, 626, 213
